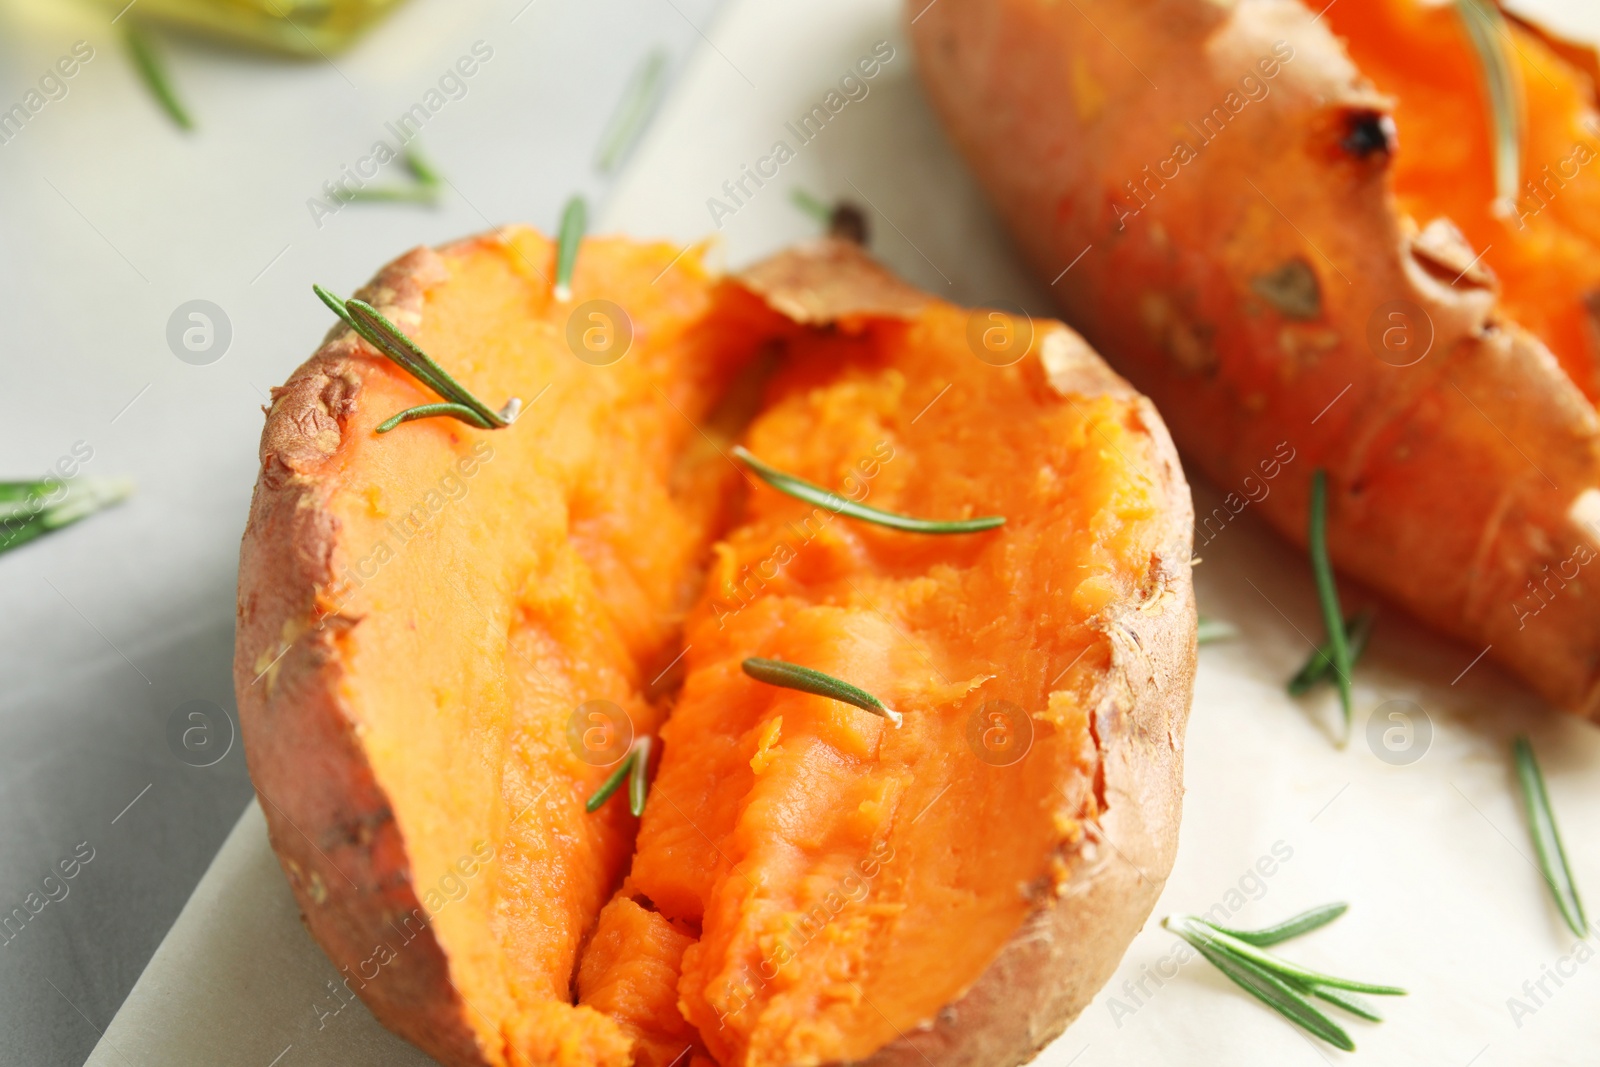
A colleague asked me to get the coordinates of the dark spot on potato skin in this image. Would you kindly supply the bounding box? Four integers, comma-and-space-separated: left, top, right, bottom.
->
828, 203, 869, 245
1251, 259, 1323, 321
1341, 109, 1397, 160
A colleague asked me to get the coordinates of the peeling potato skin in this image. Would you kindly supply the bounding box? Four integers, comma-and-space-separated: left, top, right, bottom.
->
236, 235, 1195, 1067
912, 0, 1600, 717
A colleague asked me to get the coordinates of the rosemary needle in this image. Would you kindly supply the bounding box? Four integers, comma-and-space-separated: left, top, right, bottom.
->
1196, 616, 1237, 645
1308, 470, 1353, 744
123, 24, 193, 131
340, 147, 443, 206
313, 285, 521, 432
733, 446, 1004, 535
586, 738, 653, 816
0, 479, 134, 556
627, 736, 652, 817
1513, 735, 1589, 937
1288, 607, 1376, 697
595, 48, 668, 173
1203, 902, 1349, 947
554, 195, 587, 303
402, 144, 442, 187
1455, 0, 1523, 215
742, 658, 901, 727
790, 188, 832, 223
340, 184, 439, 206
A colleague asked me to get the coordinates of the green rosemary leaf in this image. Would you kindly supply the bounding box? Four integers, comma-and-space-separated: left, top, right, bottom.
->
0, 482, 56, 504
628, 736, 653, 817
1165, 917, 1354, 1051
555, 195, 587, 303
1288, 608, 1375, 697
402, 144, 442, 187
1513, 734, 1589, 937
339, 185, 440, 205
1187, 920, 1406, 997
345, 298, 485, 416
314, 285, 521, 432
1308, 470, 1353, 743
1305, 983, 1383, 1023
123, 24, 193, 131
585, 751, 633, 813
313, 284, 356, 328
1202, 902, 1350, 947
1455, 0, 1523, 214
733, 446, 1004, 535
790, 187, 832, 223
1196, 616, 1238, 645
376, 403, 496, 434
0, 479, 134, 556
742, 658, 902, 727
595, 49, 668, 173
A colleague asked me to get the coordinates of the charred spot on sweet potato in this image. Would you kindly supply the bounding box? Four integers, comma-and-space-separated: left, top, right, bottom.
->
1339, 108, 1397, 160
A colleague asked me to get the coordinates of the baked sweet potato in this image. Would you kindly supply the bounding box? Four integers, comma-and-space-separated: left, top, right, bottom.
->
234, 229, 1194, 1067
911, 0, 1600, 716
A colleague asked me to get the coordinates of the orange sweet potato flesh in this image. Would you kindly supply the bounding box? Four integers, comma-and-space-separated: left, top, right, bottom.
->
1326, 0, 1600, 400
912, 0, 1600, 717
621, 302, 1166, 1067
236, 232, 1194, 1067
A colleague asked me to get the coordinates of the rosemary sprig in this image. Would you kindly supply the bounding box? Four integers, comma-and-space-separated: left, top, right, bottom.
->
586, 737, 653, 817
1513, 735, 1589, 937
733, 446, 1004, 535
1196, 616, 1237, 645
742, 657, 902, 727
1171, 921, 1357, 1050
596, 48, 668, 173
0, 479, 134, 556
554, 195, 587, 303
1455, 0, 1523, 214
339, 146, 443, 206
313, 285, 521, 432
1163, 904, 1404, 1050
1288, 607, 1376, 697
1308, 469, 1353, 744
123, 24, 193, 131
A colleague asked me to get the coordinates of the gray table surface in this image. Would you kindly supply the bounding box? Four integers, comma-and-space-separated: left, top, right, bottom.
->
0, 1, 718, 1062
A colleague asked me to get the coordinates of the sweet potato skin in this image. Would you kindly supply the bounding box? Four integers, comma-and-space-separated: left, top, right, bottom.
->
236, 235, 1194, 1067
235, 246, 485, 1066
911, 0, 1600, 717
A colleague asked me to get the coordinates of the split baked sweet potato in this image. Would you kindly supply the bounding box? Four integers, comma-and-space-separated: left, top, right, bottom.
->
234, 229, 1194, 1067
911, 0, 1600, 716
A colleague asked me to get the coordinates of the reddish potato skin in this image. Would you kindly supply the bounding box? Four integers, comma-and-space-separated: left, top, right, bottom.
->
912, 0, 1600, 716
